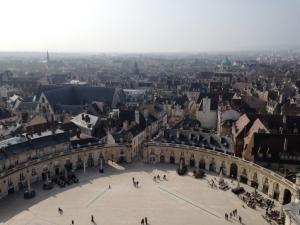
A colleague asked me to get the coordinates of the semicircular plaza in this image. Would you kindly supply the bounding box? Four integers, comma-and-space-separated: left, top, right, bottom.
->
0, 142, 298, 225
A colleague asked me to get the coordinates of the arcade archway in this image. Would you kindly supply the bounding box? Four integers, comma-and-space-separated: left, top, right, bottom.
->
283, 189, 292, 205
262, 177, 269, 194
230, 163, 238, 179
189, 154, 195, 167
209, 160, 216, 173
240, 168, 248, 184
199, 158, 206, 170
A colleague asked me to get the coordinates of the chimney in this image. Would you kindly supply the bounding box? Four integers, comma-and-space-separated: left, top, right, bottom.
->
135, 110, 140, 124
123, 121, 128, 131
143, 108, 149, 119
283, 115, 287, 125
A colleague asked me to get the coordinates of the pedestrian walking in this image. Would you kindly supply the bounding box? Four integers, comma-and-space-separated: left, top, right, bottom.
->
141, 218, 144, 225
145, 217, 148, 225
91, 215, 94, 223
225, 213, 228, 220
72, 220, 74, 225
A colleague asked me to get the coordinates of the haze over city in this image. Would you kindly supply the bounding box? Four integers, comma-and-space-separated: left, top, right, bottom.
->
1, 1, 300, 225
0, 0, 300, 53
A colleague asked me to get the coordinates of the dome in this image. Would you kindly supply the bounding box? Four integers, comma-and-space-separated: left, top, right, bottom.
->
221, 56, 231, 66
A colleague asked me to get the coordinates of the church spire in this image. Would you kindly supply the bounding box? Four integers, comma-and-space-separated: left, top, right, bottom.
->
46, 50, 50, 63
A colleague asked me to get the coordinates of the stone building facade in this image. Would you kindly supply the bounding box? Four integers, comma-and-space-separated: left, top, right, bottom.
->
144, 142, 299, 205
0, 144, 131, 199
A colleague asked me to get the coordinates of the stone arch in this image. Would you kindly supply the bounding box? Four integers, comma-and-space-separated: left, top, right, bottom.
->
97, 152, 105, 167
283, 189, 292, 205
87, 152, 94, 167
199, 157, 206, 170
219, 160, 226, 175
160, 149, 165, 163
189, 154, 195, 167
262, 177, 269, 194
209, 158, 216, 173
98, 152, 104, 165
76, 156, 83, 170
170, 151, 175, 164
240, 168, 248, 184
7, 177, 15, 194
273, 183, 280, 201
230, 163, 238, 179
54, 161, 60, 175
180, 152, 185, 163
149, 148, 156, 163
41, 164, 50, 181
160, 154, 165, 163
64, 158, 73, 172
118, 149, 126, 163
251, 172, 259, 188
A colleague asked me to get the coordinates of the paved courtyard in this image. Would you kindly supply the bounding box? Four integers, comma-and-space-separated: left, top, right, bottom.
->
0, 162, 274, 225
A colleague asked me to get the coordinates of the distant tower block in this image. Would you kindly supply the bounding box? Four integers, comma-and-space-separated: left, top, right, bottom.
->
46, 50, 50, 63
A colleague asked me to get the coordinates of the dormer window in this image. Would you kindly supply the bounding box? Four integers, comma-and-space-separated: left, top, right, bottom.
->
258, 147, 263, 158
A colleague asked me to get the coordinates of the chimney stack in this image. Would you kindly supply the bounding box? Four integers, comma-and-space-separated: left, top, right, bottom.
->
135, 110, 140, 124
123, 121, 128, 131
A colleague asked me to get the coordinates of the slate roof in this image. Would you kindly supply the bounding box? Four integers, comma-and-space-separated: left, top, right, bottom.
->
119, 110, 146, 129
41, 85, 117, 107
252, 133, 300, 163
189, 82, 208, 92
247, 114, 300, 134
0, 131, 70, 160
17, 102, 37, 111
0, 108, 12, 120
155, 95, 189, 109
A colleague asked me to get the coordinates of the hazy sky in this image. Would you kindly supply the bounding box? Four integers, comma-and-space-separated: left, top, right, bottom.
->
0, 0, 299, 52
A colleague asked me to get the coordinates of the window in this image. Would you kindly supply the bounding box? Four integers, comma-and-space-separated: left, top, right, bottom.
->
32, 168, 37, 176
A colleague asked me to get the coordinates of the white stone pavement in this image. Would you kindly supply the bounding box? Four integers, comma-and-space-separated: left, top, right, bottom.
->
0, 162, 274, 225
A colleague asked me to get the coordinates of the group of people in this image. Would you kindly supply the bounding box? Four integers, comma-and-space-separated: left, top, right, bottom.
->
132, 177, 139, 187
58, 208, 96, 224
240, 192, 257, 209
153, 174, 167, 182
225, 209, 242, 224
264, 208, 284, 225
140, 217, 148, 225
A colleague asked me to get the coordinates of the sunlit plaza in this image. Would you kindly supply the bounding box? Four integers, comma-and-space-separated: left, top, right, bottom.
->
0, 162, 276, 225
